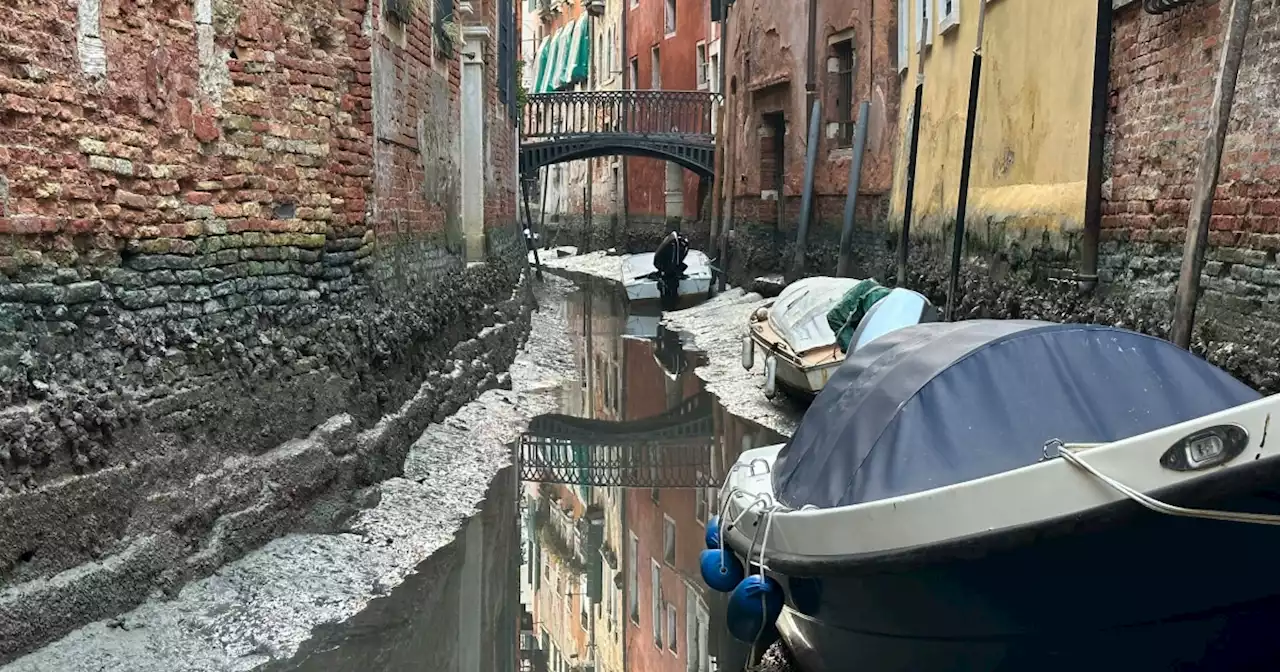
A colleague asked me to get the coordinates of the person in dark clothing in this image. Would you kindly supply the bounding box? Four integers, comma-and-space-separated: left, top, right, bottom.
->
653, 230, 690, 278
652, 230, 690, 308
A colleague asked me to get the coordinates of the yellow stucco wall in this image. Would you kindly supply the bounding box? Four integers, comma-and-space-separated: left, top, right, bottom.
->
890, 0, 1097, 240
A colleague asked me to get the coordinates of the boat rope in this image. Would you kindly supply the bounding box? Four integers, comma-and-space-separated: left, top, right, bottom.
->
748, 503, 784, 667
1051, 439, 1280, 526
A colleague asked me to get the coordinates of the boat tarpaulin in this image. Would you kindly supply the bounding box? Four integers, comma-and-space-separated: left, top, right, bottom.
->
773, 320, 1261, 510
827, 279, 893, 353
766, 276, 861, 355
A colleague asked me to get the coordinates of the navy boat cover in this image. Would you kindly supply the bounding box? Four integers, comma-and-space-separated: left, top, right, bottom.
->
772, 320, 1261, 510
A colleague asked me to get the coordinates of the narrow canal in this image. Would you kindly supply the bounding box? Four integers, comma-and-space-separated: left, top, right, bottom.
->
517, 277, 788, 672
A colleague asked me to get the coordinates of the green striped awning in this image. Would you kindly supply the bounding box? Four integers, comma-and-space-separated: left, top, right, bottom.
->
530, 36, 551, 97
546, 25, 571, 92
566, 15, 592, 86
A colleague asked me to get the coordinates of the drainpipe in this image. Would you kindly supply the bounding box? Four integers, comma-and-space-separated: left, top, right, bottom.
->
1079, 0, 1112, 292
620, 0, 630, 247
804, 0, 818, 125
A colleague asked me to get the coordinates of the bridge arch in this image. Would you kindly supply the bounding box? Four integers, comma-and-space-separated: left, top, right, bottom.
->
519, 90, 722, 179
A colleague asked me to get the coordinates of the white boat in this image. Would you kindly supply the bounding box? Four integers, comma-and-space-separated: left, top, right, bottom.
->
741, 277, 935, 398
707, 320, 1279, 671
620, 250, 712, 302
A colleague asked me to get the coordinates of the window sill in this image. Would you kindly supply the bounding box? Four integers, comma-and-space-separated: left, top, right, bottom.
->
939, 14, 959, 35
664, 30, 677, 40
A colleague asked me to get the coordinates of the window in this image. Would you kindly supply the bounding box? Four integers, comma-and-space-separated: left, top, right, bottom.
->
695, 42, 708, 89
650, 46, 661, 89
898, 0, 909, 71
937, 0, 959, 34
915, 0, 933, 52
629, 57, 640, 89
664, 0, 677, 36
651, 560, 663, 648
667, 602, 679, 653
831, 38, 855, 148
580, 574, 590, 631
499, 0, 516, 120
663, 515, 677, 566
631, 0, 639, 8
628, 533, 640, 624
651, 487, 661, 503
435, 0, 456, 56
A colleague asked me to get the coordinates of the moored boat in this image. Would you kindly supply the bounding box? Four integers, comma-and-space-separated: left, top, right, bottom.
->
620, 250, 712, 303
741, 277, 936, 398
706, 320, 1280, 671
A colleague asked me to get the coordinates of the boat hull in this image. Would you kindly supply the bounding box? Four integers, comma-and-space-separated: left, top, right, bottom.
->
761, 468, 1280, 671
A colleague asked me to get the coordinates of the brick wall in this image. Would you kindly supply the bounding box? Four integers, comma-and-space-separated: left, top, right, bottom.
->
0, 0, 522, 660
1098, 0, 1280, 388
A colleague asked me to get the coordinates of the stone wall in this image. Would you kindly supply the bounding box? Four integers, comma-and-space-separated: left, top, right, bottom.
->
0, 0, 523, 662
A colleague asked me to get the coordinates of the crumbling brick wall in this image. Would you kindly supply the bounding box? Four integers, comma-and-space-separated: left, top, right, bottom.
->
1099, 0, 1280, 388
0, 0, 522, 661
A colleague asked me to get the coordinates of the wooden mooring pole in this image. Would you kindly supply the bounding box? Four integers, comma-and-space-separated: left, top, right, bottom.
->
1171, 0, 1254, 350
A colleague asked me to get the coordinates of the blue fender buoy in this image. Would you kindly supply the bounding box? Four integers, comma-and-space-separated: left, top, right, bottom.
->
699, 549, 744, 593
705, 515, 723, 549
726, 574, 785, 644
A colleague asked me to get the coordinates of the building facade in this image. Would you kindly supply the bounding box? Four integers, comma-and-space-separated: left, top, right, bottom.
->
0, 0, 523, 660
719, 0, 899, 279
624, 0, 717, 244
888, 0, 1097, 266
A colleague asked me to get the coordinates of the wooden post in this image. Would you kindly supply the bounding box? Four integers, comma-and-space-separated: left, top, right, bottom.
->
710, 103, 726, 246
717, 86, 738, 292
788, 100, 823, 282
1171, 0, 1254, 350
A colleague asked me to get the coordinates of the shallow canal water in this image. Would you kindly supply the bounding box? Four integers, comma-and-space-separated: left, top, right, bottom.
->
517, 278, 786, 672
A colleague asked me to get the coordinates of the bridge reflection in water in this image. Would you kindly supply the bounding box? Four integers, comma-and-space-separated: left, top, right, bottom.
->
519, 392, 725, 489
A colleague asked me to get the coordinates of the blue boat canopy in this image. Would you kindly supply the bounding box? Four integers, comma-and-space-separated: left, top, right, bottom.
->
772, 320, 1260, 510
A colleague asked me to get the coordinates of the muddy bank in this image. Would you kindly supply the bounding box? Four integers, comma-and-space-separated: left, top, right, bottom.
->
2, 277, 580, 672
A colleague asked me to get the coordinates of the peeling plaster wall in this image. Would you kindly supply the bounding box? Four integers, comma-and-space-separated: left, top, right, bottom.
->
0, 0, 521, 662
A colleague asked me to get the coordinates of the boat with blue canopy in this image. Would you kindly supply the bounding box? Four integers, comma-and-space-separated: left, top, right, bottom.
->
705, 319, 1280, 671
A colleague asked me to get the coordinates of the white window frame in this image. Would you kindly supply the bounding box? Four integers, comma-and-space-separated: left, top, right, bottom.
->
667, 601, 679, 653
663, 514, 677, 567
580, 573, 590, 631
629, 532, 640, 624
651, 560, 663, 648
664, 0, 677, 37
915, 0, 933, 53
695, 41, 709, 90
936, 0, 960, 35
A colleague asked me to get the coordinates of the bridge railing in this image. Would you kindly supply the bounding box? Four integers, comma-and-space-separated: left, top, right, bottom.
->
522, 90, 724, 140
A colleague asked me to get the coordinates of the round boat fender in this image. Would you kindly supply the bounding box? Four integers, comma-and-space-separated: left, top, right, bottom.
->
726, 574, 784, 644
762, 355, 778, 398
699, 549, 744, 593
741, 335, 754, 370
705, 515, 723, 549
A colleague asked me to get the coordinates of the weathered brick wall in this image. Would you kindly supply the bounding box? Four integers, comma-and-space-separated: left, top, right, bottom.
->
1102, 1, 1280, 346
0, 0, 523, 661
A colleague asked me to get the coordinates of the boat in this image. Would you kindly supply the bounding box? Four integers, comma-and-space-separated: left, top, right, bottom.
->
741, 277, 936, 398
620, 250, 712, 303
706, 320, 1280, 671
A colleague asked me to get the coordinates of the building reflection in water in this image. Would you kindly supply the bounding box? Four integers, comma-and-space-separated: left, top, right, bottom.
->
519, 281, 784, 672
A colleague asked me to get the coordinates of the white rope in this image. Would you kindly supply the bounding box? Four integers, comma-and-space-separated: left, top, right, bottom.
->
1056, 446, 1280, 525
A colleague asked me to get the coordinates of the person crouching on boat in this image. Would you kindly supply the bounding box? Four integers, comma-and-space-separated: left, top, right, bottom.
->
653, 231, 690, 278
653, 230, 690, 307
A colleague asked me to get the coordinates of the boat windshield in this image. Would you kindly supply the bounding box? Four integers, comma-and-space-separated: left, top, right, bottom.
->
767, 277, 860, 354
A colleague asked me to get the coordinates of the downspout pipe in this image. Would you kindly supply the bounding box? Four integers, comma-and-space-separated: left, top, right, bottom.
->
804, 0, 818, 124
1080, 0, 1112, 292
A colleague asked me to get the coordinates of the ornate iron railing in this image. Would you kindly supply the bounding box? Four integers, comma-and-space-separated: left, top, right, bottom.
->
518, 433, 723, 488
522, 90, 724, 140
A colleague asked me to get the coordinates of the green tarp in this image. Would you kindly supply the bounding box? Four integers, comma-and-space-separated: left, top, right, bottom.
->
828, 279, 894, 353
